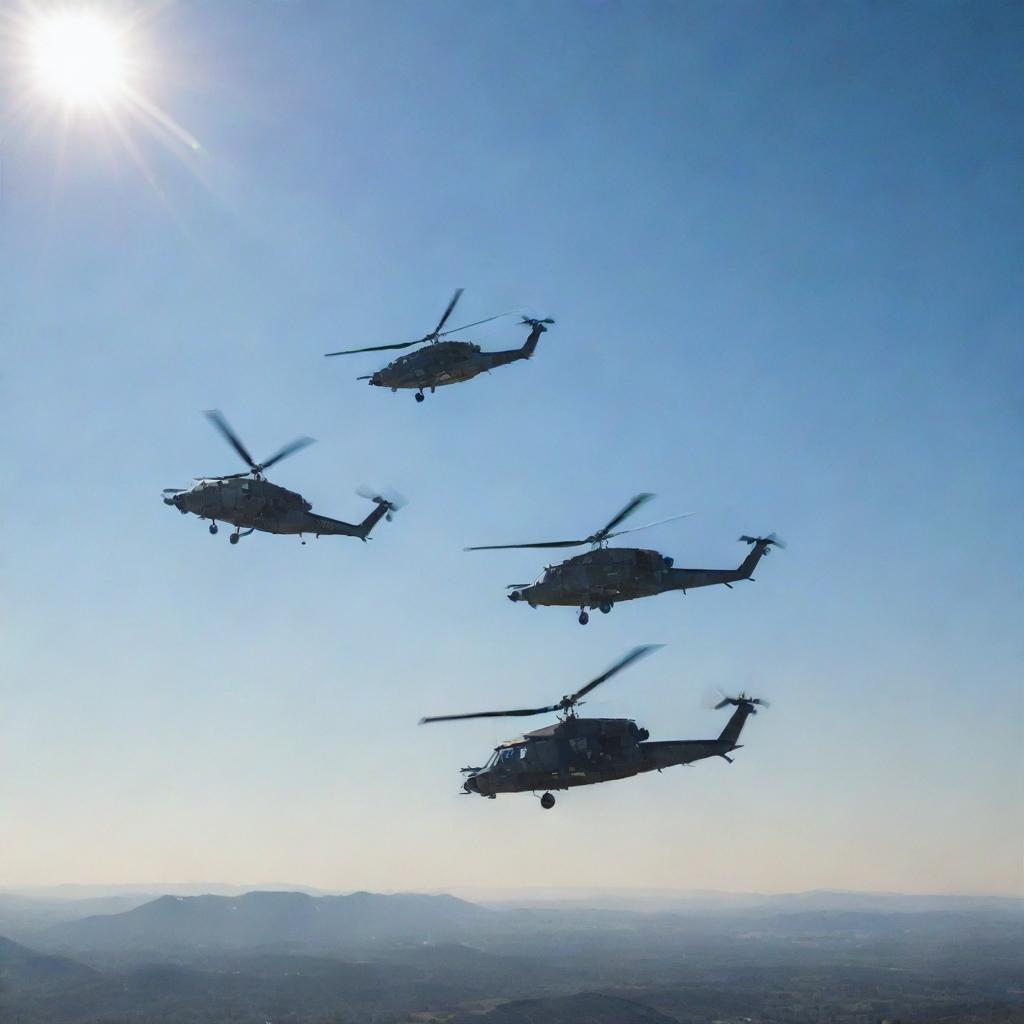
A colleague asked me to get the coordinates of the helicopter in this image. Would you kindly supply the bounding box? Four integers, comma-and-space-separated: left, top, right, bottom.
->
163, 410, 402, 545
465, 494, 782, 624
420, 645, 767, 809
324, 288, 554, 402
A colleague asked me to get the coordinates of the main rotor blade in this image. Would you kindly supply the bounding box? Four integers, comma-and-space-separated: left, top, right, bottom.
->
259, 436, 315, 472
325, 339, 422, 356
439, 310, 518, 337
432, 288, 464, 335
593, 493, 654, 541
464, 539, 586, 551
568, 645, 663, 704
605, 513, 694, 540
420, 705, 558, 725
204, 410, 257, 472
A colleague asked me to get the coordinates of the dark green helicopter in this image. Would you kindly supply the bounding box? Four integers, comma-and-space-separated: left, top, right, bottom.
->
420, 646, 767, 809
163, 411, 402, 545
466, 493, 783, 624
324, 289, 554, 402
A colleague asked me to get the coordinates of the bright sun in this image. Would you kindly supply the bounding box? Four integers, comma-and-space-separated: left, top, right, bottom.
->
11, 4, 201, 174
29, 11, 130, 108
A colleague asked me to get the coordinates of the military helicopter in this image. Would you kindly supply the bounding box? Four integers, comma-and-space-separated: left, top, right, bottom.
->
162, 410, 402, 545
420, 645, 767, 809
465, 494, 782, 624
324, 288, 554, 402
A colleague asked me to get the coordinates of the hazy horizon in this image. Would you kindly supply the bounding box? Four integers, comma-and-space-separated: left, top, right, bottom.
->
4, 876, 1019, 901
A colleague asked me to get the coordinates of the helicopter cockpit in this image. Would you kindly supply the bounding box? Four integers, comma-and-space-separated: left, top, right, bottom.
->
481, 743, 530, 774
539, 563, 563, 584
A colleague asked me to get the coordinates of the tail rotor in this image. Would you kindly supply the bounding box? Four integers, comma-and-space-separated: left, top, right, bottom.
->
713, 691, 770, 713
357, 485, 407, 522
738, 532, 785, 553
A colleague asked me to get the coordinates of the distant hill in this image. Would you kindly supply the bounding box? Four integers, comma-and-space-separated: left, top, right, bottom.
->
453, 992, 678, 1024
0, 935, 96, 992
46, 890, 492, 952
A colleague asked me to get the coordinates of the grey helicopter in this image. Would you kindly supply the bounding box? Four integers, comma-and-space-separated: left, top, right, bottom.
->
163, 410, 402, 545
324, 288, 554, 402
466, 494, 782, 624
420, 645, 767, 809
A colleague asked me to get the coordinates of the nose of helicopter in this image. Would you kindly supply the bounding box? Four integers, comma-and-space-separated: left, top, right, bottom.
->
163, 490, 190, 513
462, 775, 479, 794
508, 590, 523, 603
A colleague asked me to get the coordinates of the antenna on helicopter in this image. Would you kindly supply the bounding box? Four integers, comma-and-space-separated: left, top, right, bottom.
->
464, 494, 692, 552
418, 645, 663, 725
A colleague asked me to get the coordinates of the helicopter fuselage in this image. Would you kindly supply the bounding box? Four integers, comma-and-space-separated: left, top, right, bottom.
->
364, 322, 546, 395
506, 540, 773, 612
164, 477, 387, 538
462, 703, 756, 800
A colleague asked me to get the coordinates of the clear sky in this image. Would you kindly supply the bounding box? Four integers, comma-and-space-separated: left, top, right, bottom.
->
1, 0, 1020, 896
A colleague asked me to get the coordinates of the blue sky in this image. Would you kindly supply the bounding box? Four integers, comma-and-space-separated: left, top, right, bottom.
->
1, 0, 1021, 895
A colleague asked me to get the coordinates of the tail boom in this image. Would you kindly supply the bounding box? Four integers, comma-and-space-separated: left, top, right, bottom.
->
665, 535, 777, 591
482, 321, 548, 370
303, 496, 395, 540
638, 702, 757, 773
640, 739, 727, 772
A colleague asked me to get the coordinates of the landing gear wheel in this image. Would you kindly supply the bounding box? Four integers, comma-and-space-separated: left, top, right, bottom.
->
578, 611, 590, 625
540, 792, 556, 810
599, 603, 612, 614
209, 523, 218, 535
229, 532, 239, 545
415, 392, 425, 403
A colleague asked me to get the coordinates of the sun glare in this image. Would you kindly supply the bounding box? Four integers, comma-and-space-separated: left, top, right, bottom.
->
29, 11, 130, 108
8, 4, 201, 191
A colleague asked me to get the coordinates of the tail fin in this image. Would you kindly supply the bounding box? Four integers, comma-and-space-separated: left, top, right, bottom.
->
520, 317, 553, 358
716, 697, 761, 748
736, 533, 783, 579
355, 496, 397, 540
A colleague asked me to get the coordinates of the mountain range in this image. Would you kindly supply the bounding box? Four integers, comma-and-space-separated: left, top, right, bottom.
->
45, 889, 491, 952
